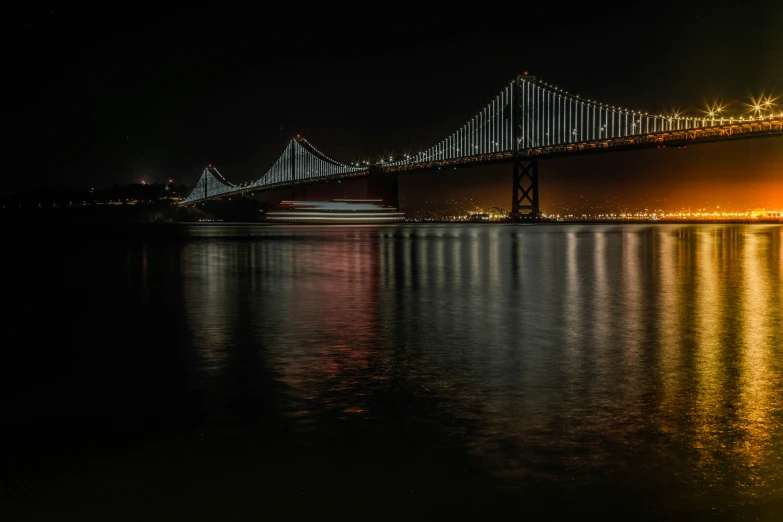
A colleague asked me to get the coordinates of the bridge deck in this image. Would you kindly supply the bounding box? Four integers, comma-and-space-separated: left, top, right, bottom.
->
384, 117, 782, 173
180, 116, 781, 205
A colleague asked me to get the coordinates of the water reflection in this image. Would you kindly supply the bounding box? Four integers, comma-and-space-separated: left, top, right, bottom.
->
178, 223, 783, 515
738, 228, 781, 497
654, 227, 685, 446
692, 227, 724, 497
182, 241, 244, 377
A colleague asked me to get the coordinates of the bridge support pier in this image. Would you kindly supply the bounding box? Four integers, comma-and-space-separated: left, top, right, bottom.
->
511, 157, 541, 221
366, 168, 399, 209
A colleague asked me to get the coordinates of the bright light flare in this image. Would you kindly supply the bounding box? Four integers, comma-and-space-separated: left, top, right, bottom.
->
745, 93, 777, 116
761, 95, 779, 111
702, 101, 726, 119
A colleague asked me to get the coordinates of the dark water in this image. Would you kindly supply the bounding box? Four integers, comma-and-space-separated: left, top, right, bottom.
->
2, 223, 782, 521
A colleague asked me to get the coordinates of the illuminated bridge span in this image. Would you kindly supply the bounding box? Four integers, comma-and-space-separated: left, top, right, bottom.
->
180, 74, 782, 217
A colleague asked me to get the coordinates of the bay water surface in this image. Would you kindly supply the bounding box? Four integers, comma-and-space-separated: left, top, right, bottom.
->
3, 223, 782, 520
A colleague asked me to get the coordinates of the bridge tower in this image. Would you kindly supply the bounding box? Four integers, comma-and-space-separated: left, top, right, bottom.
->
291, 136, 307, 199
511, 74, 541, 221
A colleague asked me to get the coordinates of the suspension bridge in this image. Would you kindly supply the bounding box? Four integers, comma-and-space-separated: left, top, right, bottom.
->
179, 74, 782, 218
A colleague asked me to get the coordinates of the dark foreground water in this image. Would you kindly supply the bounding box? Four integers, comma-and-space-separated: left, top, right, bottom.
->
2, 223, 782, 521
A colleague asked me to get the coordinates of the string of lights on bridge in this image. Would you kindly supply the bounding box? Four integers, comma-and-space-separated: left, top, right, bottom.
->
180, 75, 781, 205
371, 78, 780, 169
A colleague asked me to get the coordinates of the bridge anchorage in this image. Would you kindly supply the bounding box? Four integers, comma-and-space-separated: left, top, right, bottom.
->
180, 74, 782, 218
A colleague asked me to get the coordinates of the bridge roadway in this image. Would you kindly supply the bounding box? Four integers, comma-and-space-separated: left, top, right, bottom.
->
201, 117, 782, 208
383, 116, 782, 172
180, 74, 781, 215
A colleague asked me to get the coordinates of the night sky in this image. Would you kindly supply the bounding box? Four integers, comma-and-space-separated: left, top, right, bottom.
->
7, 3, 782, 212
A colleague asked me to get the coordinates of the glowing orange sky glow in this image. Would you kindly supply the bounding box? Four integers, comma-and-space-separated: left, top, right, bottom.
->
398, 137, 783, 214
